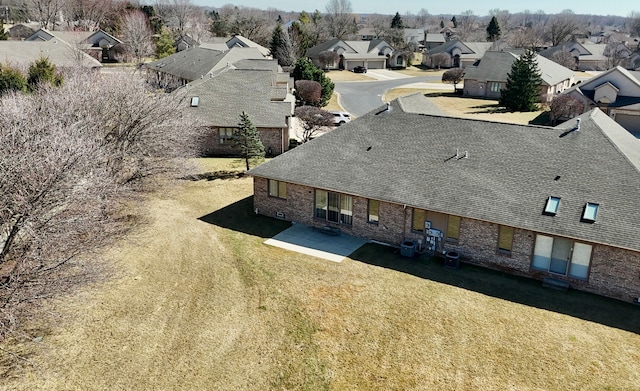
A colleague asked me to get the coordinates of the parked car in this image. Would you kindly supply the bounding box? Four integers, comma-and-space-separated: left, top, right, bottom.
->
353, 66, 367, 73
330, 111, 351, 126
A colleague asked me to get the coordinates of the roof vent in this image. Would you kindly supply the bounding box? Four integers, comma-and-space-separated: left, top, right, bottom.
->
575, 118, 581, 131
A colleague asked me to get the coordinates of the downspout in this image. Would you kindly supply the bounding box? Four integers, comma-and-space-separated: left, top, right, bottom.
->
402, 204, 407, 240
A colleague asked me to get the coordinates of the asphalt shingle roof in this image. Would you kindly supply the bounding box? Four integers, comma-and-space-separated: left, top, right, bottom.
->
249, 96, 640, 253
186, 69, 292, 128
0, 40, 102, 68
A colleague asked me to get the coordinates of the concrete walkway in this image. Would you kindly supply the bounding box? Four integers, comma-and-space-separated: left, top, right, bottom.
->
264, 223, 368, 262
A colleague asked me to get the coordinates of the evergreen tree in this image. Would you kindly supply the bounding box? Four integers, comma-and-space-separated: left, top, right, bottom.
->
390, 12, 404, 29
269, 24, 287, 65
451, 16, 457, 28
440, 20, 445, 29
155, 28, 175, 59
234, 112, 265, 170
0, 63, 27, 95
486, 16, 501, 42
292, 58, 334, 107
499, 48, 542, 112
27, 57, 63, 90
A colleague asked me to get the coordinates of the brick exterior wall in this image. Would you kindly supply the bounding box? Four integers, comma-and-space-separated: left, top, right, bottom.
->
202, 127, 289, 157
253, 178, 640, 302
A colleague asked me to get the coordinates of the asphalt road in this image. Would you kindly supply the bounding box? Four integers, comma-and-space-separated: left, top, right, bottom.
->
334, 74, 449, 117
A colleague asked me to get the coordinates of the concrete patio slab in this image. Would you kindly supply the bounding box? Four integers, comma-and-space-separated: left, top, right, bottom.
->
264, 223, 368, 262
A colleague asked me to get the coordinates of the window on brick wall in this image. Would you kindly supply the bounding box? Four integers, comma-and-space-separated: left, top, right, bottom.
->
532, 234, 592, 279
268, 179, 286, 199
315, 189, 352, 225
219, 127, 235, 144
497, 225, 514, 254
368, 199, 379, 224
489, 82, 502, 92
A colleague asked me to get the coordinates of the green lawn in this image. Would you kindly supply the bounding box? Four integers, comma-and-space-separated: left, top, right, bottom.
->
2, 159, 639, 390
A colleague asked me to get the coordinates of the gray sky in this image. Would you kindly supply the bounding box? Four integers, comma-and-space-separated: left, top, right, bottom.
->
196, 0, 636, 18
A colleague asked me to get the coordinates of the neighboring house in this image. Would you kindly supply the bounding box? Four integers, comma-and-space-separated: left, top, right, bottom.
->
306, 38, 394, 71
226, 35, 270, 57
404, 28, 425, 47
186, 66, 295, 156
561, 66, 640, 137
175, 35, 199, 52
422, 40, 494, 68
143, 46, 266, 91
423, 33, 446, 50
358, 27, 379, 41
539, 41, 612, 71
463, 51, 575, 102
0, 40, 102, 69
26, 28, 122, 62
248, 93, 640, 303
8, 23, 38, 40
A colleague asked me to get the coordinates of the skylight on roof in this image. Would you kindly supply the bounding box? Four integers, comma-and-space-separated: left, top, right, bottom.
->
544, 196, 561, 216
582, 202, 599, 223
190, 96, 199, 107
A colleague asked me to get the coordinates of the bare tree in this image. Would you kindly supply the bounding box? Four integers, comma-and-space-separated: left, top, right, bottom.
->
550, 50, 576, 69
170, 0, 193, 34
295, 79, 322, 106
294, 106, 334, 142
442, 68, 464, 91
489, 9, 511, 33
428, 52, 450, 69
63, 0, 113, 31
547, 11, 578, 46
26, 0, 63, 29
121, 10, 154, 65
325, 0, 356, 39
416, 8, 429, 28
368, 14, 389, 38
456, 10, 476, 40
603, 41, 630, 69
318, 49, 339, 70
0, 69, 204, 343
550, 93, 584, 124
230, 7, 271, 45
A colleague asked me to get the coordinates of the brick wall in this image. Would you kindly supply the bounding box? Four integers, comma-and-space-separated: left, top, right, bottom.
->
202, 127, 288, 157
252, 178, 640, 302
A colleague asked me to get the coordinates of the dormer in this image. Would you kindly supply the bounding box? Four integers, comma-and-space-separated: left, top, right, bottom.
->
593, 82, 619, 104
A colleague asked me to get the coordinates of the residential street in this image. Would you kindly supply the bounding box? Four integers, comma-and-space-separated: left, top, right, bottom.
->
334, 70, 452, 117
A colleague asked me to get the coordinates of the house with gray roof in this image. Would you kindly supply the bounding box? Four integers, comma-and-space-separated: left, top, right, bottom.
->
182, 58, 294, 156
26, 28, 122, 62
422, 40, 495, 68
463, 51, 575, 102
538, 41, 611, 71
0, 40, 102, 69
560, 66, 640, 137
248, 94, 640, 303
306, 38, 394, 71
144, 46, 266, 91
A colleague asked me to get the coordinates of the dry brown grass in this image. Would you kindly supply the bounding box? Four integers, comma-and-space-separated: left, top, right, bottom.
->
324, 92, 344, 112
384, 88, 545, 125
324, 70, 374, 82
2, 159, 640, 390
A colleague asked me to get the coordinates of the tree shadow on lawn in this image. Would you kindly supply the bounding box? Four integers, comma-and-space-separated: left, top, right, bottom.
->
349, 243, 640, 334
198, 195, 291, 239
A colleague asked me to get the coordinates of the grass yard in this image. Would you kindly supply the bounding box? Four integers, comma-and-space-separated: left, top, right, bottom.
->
324, 69, 374, 82
2, 159, 640, 390
384, 89, 546, 125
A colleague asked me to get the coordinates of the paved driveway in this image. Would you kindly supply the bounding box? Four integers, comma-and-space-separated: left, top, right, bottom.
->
264, 223, 368, 262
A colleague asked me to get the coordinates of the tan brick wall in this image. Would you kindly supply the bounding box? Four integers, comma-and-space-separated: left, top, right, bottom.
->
202, 127, 288, 157
253, 178, 640, 302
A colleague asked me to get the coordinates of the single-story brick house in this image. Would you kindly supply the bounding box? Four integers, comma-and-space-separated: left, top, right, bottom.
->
26, 28, 123, 62
306, 38, 395, 71
422, 40, 494, 69
248, 93, 640, 303
463, 51, 575, 102
185, 63, 295, 156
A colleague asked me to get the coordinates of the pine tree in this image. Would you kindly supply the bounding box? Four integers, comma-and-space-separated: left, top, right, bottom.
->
27, 57, 63, 90
440, 20, 445, 29
155, 28, 175, 59
0, 24, 8, 40
269, 24, 287, 66
499, 48, 542, 112
486, 16, 501, 42
234, 112, 265, 170
0, 63, 27, 95
390, 12, 404, 29
451, 16, 458, 28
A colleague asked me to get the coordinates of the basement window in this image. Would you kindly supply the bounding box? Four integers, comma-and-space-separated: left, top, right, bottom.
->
190, 96, 199, 107
543, 196, 561, 216
581, 203, 599, 223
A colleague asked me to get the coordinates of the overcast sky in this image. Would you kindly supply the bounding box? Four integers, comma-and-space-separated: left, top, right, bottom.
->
197, 0, 636, 18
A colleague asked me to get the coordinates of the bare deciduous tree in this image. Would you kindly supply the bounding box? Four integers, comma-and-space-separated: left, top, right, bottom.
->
325, 0, 356, 39
170, 0, 194, 34
318, 50, 339, 69
294, 106, 334, 142
121, 10, 154, 64
547, 11, 579, 46
294, 79, 321, 106
27, 0, 63, 29
456, 10, 476, 40
550, 93, 584, 124
551, 50, 576, 69
442, 68, 464, 91
0, 69, 204, 343
63, 0, 114, 31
